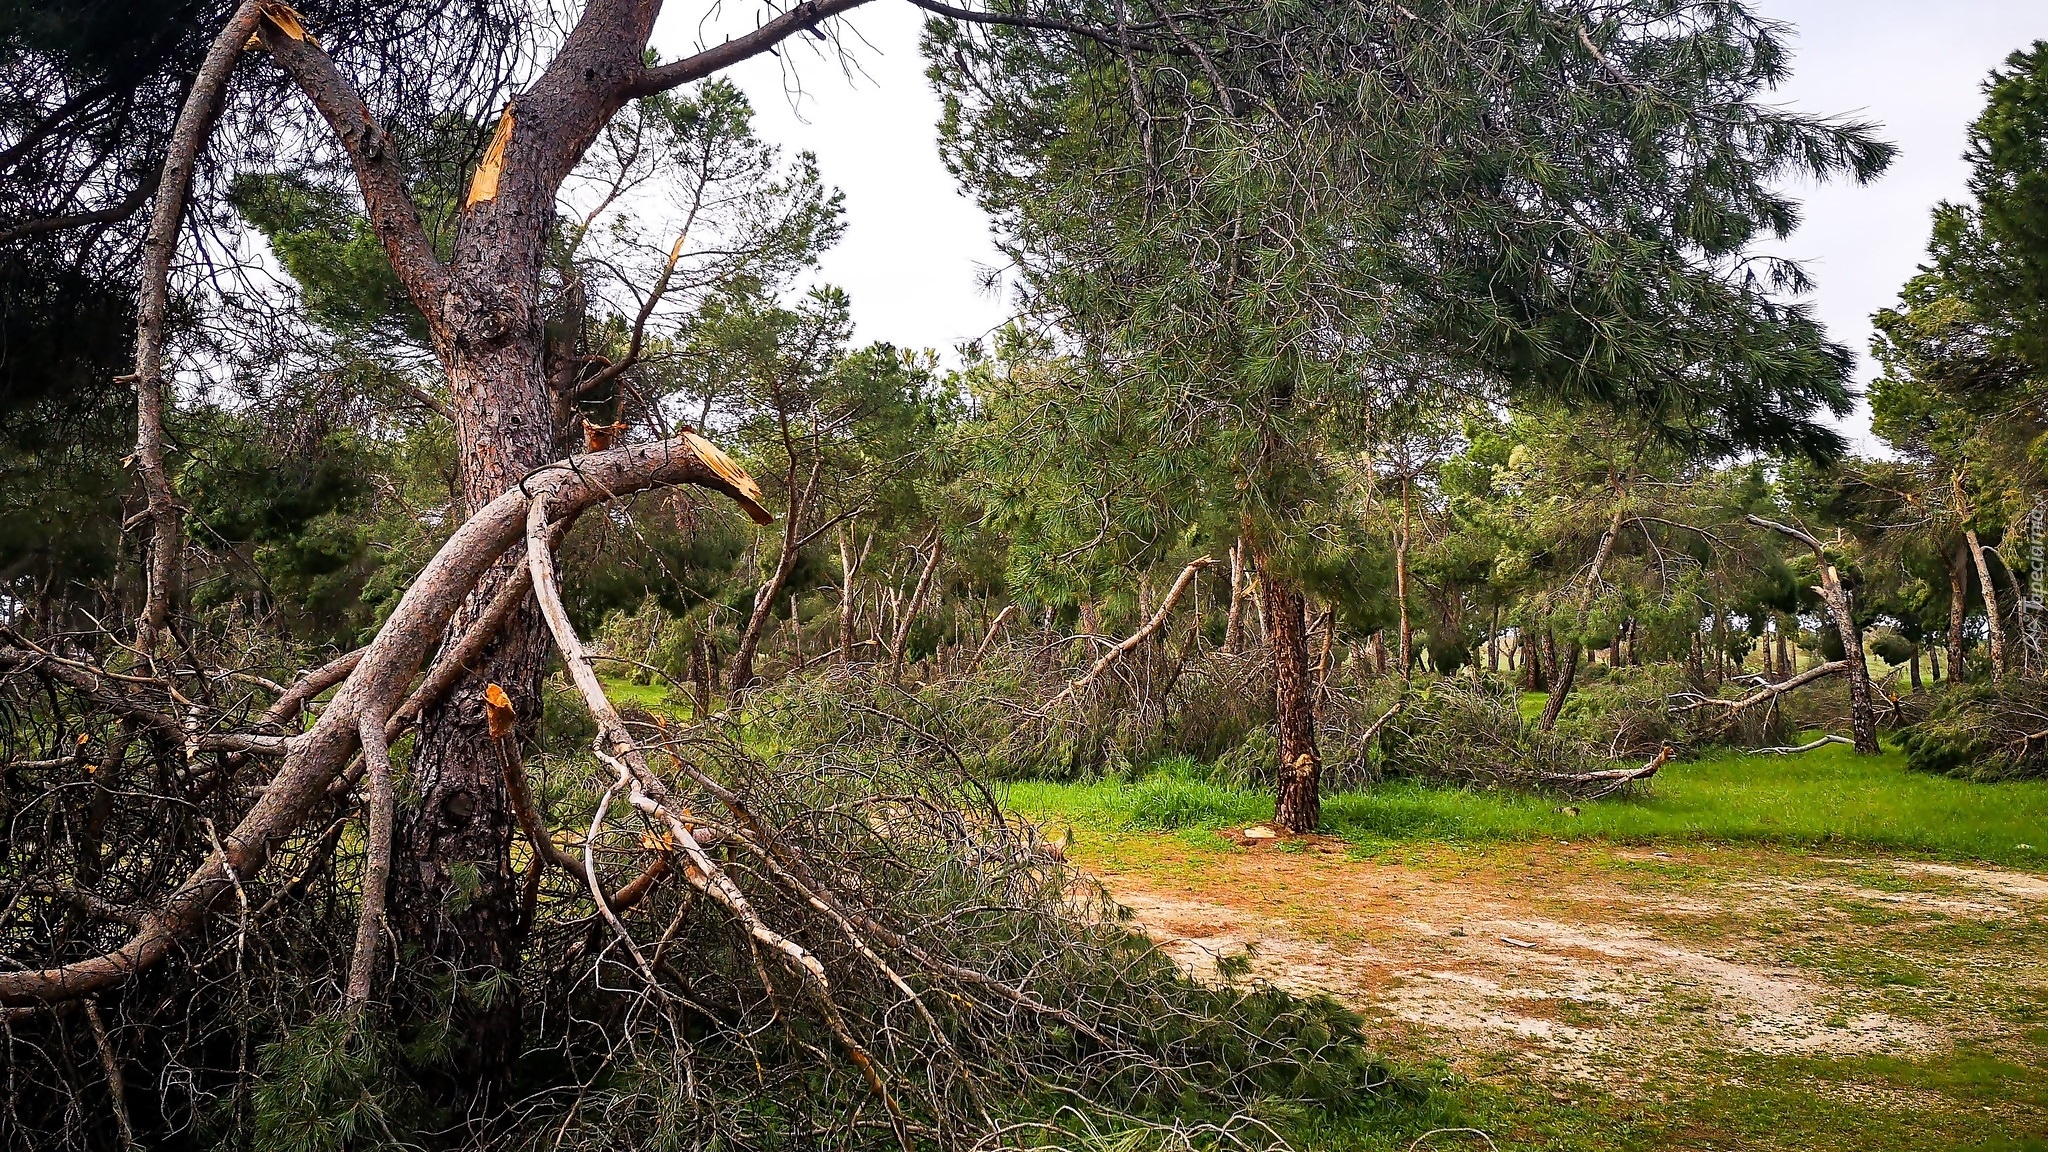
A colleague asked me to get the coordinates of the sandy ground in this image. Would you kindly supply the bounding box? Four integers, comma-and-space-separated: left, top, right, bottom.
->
1089, 837, 2048, 1084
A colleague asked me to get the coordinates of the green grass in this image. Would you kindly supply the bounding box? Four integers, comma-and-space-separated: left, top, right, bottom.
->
1007, 739, 2048, 868
596, 675, 685, 714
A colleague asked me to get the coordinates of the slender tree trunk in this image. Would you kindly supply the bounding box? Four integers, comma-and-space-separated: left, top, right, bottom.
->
1260, 558, 1320, 834
1745, 515, 1878, 753
887, 534, 943, 685
1685, 632, 1709, 694
1818, 562, 1879, 754
1947, 543, 1970, 684
730, 538, 799, 700
1223, 540, 1246, 653
1967, 529, 2006, 681
1396, 477, 1413, 678
1777, 616, 1794, 681
691, 632, 712, 716
1929, 644, 1942, 683
1538, 496, 1627, 731
836, 526, 858, 667
1910, 640, 1923, 691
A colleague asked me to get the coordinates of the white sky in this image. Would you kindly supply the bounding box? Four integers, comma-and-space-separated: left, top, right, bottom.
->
654, 2, 2048, 446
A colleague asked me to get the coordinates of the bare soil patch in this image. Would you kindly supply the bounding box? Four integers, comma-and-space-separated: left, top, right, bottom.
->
1087, 837, 2048, 1085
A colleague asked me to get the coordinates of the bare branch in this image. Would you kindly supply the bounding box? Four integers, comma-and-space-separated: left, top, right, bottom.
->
131, 0, 267, 651
343, 711, 395, 1006
1048, 555, 1212, 709
626, 0, 880, 99
0, 436, 761, 1005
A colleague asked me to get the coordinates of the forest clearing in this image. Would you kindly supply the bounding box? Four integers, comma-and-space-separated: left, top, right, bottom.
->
1018, 743, 2048, 1150
5, 0, 2048, 1149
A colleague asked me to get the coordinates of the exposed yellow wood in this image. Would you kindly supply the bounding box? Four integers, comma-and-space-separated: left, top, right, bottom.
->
466, 105, 515, 208
683, 431, 774, 524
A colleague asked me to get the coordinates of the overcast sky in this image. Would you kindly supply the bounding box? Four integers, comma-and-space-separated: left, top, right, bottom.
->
653, 2, 2047, 447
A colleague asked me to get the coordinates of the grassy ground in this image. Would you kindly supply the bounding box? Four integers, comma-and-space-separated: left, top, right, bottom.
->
1009, 738, 2048, 869
1008, 743, 2048, 1151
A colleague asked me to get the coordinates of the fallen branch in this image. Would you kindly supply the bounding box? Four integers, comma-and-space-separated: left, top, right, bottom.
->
343, 711, 395, 1007
524, 466, 911, 1138
260, 646, 366, 726
1543, 744, 1670, 799
1357, 699, 1406, 747
0, 436, 759, 1005
969, 603, 1020, 670
1047, 556, 1212, 709
1670, 659, 1851, 715
1747, 734, 1853, 755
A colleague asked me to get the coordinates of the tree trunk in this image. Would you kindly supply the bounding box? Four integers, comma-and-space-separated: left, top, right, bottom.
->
836, 526, 858, 667
1538, 496, 1627, 731
1817, 562, 1879, 754
1909, 640, 1923, 691
1967, 529, 2006, 682
390, 337, 555, 1117
1260, 559, 1320, 834
1395, 477, 1413, 678
1223, 540, 1245, 652
1948, 543, 1969, 683
1745, 514, 1878, 753
730, 543, 798, 700
887, 534, 943, 685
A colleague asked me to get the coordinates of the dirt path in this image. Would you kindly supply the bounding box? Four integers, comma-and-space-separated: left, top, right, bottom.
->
1084, 836, 2048, 1090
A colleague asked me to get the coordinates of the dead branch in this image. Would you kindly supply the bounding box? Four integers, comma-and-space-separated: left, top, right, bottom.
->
1670, 659, 1850, 715
970, 603, 1021, 669
343, 711, 395, 1007
1048, 556, 1211, 709
522, 467, 910, 1133
887, 533, 945, 685
83, 1002, 138, 1152
260, 646, 366, 726
0, 436, 759, 1005
1356, 699, 1406, 747
130, 0, 267, 651
1543, 744, 1669, 799
1748, 734, 1853, 755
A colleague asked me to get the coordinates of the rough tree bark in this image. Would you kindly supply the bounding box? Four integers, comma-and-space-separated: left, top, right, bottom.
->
254, 0, 875, 1121
1254, 546, 1320, 835
1746, 515, 1878, 754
